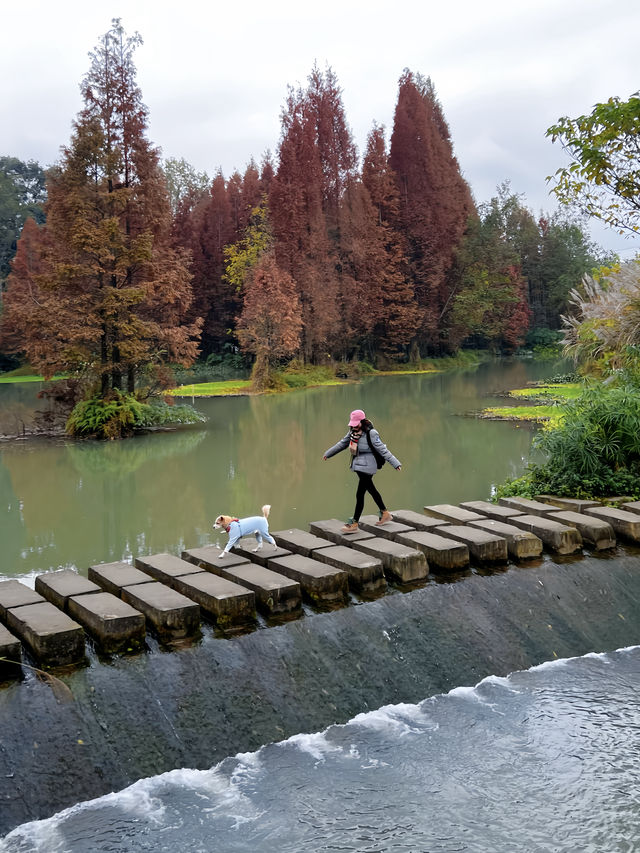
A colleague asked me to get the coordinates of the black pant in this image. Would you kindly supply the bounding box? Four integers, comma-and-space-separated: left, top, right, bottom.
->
354, 472, 386, 521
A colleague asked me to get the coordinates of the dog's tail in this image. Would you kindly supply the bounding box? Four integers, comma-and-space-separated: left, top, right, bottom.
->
262, 504, 271, 519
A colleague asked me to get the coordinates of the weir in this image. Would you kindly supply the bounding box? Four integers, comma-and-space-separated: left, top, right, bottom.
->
1, 496, 640, 833
1, 497, 637, 669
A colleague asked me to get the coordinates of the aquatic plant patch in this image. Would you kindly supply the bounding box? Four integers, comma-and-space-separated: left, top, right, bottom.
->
481, 382, 581, 424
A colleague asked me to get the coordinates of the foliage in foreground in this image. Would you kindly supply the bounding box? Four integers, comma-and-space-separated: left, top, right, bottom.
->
66, 392, 205, 440
494, 383, 640, 500
547, 91, 640, 235
562, 260, 640, 374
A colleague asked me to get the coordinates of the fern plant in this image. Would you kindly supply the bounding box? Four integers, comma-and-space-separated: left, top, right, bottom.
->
66, 392, 204, 439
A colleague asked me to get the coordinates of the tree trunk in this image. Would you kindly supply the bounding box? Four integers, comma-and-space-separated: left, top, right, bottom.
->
250, 351, 271, 391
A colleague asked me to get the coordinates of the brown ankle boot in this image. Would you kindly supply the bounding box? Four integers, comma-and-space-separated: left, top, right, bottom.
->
376, 510, 393, 525
341, 521, 359, 533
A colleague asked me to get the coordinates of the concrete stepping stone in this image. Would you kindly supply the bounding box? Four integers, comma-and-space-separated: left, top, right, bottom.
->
121, 582, 200, 642
311, 545, 386, 597
348, 537, 428, 584
233, 542, 292, 567
35, 569, 102, 611
424, 504, 484, 524
182, 546, 249, 569
389, 510, 446, 532
168, 572, 255, 632
183, 545, 301, 618
498, 496, 557, 517
543, 510, 616, 550
5, 601, 85, 666
357, 515, 415, 541
0, 580, 45, 621
212, 563, 301, 618
67, 592, 146, 654
308, 519, 376, 545
584, 506, 640, 542
434, 525, 508, 564
601, 496, 636, 507
272, 529, 335, 557
507, 514, 582, 554
0, 624, 21, 679
396, 530, 469, 573
468, 519, 543, 560
267, 554, 349, 608
136, 552, 207, 584
621, 501, 640, 516
535, 495, 599, 513
88, 562, 156, 597
459, 500, 523, 521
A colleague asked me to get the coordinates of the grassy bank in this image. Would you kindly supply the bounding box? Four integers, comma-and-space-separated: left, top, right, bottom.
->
0, 372, 66, 384
169, 379, 253, 397
169, 351, 491, 397
0, 351, 490, 397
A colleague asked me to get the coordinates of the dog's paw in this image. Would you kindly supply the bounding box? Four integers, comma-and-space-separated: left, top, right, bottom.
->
217, 553, 226, 559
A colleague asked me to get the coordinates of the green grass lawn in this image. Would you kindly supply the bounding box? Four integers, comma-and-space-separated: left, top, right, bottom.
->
0, 373, 66, 384
169, 380, 253, 397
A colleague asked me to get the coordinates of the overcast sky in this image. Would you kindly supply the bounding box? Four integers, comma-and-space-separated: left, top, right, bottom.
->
2, 0, 639, 255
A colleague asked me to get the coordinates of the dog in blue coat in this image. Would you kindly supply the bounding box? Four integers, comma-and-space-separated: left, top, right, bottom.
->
213, 504, 277, 558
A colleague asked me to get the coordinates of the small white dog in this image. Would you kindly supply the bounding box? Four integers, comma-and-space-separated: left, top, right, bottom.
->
213, 504, 277, 558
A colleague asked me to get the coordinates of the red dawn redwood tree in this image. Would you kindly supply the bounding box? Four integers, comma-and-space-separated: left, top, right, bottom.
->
362, 123, 422, 358
184, 170, 237, 352
271, 65, 369, 361
1, 19, 201, 393
389, 70, 475, 354
0, 217, 52, 362
270, 80, 340, 361
236, 251, 302, 390
178, 162, 269, 357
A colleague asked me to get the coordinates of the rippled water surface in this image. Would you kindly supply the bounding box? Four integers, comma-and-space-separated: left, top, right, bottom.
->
3, 647, 640, 852
0, 359, 561, 580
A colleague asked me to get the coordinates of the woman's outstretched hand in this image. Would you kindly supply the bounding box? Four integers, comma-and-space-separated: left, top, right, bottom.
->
396, 465, 402, 471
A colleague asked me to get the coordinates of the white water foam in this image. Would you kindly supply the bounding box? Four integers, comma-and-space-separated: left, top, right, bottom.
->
0, 763, 263, 851
282, 731, 342, 762
348, 701, 436, 735
6, 644, 640, 850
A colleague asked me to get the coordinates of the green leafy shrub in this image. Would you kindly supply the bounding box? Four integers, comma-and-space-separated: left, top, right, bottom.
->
136, 400, 206, 427
494, 383, 640, 499
66, 392, 205, 439
274, 362, 339, 388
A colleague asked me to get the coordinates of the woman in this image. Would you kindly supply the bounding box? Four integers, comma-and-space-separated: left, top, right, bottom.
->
323, 408, 402, 533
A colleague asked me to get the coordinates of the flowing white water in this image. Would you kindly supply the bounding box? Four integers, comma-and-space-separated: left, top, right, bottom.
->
4, 646, 640, 853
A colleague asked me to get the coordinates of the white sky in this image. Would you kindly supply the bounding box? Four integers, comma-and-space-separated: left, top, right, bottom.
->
2, 0, 639, 255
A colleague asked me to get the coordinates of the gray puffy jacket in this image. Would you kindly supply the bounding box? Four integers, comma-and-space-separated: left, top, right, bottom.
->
324, 428, 401, 475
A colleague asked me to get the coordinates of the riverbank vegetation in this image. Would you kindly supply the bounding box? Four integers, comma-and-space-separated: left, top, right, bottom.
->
494, 88, 640, 500
0, 20, 619, 437
496, 260, 640, 499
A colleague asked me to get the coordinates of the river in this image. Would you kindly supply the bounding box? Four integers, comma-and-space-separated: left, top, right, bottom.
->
5, 358, 640, 850
1, 359, 558, 581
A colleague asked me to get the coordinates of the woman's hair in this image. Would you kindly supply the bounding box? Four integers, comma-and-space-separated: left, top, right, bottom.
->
360, 418, 373, 431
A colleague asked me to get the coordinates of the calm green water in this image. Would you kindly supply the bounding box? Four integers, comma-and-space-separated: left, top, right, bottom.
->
0, 359, 563, 581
